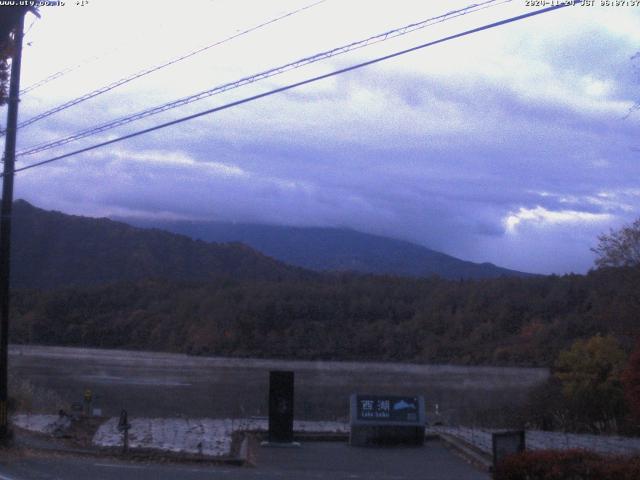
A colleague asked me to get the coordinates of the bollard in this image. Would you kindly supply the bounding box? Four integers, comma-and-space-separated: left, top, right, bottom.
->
117, 409, 131, 453
83, 389, 92, 417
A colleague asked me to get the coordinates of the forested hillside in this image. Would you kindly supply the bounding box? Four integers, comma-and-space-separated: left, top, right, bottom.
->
10, 200, 309, 288
11, 267, 639, 366
124, 218, 532, 279
8, 200, 640, 368
10, 200, 530, 292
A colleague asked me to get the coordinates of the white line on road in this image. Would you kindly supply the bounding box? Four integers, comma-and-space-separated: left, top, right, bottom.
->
0, 472, 18, 480
94, 463, 235, 474
93, 463, 149, 470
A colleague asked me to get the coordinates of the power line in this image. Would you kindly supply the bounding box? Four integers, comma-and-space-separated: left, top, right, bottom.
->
10, 1, 579, 176
19, 51, 110, 96
21, 66, 78, 96
17, 0, 509, 157
19, 3, 203, 96
5, 0, 327, 135
20, 18, 182, 96
20, 6, 157, 96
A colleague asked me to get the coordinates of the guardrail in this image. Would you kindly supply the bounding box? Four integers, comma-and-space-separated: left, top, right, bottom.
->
428, 426, 640, 456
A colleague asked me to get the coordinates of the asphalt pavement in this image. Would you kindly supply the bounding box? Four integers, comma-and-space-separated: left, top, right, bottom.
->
0, 440, 489, 480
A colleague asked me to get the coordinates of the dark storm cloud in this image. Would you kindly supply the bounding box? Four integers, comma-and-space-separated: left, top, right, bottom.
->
11, 2, 640, 273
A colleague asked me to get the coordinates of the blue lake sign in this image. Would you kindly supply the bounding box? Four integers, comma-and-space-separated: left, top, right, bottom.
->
350, 394, 426, 446
356, 395, 420, 422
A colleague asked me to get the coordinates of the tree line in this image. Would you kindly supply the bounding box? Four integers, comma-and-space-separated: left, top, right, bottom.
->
9, 266, 640, 367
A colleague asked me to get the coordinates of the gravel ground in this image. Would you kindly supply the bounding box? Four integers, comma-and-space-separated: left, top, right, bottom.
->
15, 414, 640, 459
12, 413, 348, 458
92, 417, 349, 457
12, 414, 67, 434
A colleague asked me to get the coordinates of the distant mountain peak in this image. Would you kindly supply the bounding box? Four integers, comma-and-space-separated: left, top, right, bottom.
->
118, 217, 533, 280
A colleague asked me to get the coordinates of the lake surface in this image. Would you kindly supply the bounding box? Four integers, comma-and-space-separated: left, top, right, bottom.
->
10, 345, 548, 423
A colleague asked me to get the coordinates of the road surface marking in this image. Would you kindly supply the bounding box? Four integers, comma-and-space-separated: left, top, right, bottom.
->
94, 463, 234, 474
94, 463, 148, 470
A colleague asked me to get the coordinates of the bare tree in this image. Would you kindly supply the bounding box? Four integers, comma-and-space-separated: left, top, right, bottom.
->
592, 218, 640, 268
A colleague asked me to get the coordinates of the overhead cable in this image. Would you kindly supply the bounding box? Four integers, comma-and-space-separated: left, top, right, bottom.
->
7, 0, 328, 134
10, 2, 580, 176
20, 52, 107, 96
18, 0, 509, 157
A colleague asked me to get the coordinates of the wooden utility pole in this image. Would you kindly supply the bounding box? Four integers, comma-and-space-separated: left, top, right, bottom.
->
0, 9, 25, 441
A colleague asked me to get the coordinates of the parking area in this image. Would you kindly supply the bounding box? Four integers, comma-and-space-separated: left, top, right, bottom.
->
0, 439, 489, 480
252, 439, 490, 480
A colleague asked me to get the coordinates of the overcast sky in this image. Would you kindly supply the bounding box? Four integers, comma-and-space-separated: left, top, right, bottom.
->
4, 0, 640, 274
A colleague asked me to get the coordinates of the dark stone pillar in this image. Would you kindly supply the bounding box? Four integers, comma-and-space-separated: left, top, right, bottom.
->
268, 371, 294, 443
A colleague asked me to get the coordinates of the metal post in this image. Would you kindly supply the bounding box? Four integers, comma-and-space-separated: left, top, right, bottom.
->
0, 11, 25, 441
118, 409, 130, 453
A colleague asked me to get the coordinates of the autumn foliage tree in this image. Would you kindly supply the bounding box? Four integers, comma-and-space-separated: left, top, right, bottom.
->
622, 339, 640, 425
554, 335, 627, 432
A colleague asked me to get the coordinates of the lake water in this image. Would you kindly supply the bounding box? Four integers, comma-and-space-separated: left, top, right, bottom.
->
9, 345, 548, 424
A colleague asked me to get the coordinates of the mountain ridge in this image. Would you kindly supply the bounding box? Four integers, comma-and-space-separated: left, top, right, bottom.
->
118, 218, 533, 280
10, 200, 309, 289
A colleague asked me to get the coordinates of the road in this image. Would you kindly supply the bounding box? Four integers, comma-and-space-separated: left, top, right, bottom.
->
0, 441, 489, 480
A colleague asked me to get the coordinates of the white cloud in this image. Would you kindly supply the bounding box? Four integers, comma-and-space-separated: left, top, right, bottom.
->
582, 75, 613, 97
504, 206, 612, 234
105, 149, 247, 178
